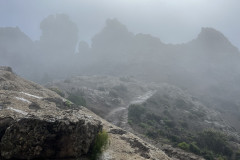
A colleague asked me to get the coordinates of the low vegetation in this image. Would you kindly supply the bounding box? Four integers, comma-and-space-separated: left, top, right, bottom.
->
90, 130, 109, 160
67, 92, 86, 106
109, 84, 128, 99
49, 87, 65, 97
128, 95, 238, 160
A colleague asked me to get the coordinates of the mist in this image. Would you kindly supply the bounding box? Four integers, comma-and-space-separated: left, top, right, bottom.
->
1, 1, 240, 159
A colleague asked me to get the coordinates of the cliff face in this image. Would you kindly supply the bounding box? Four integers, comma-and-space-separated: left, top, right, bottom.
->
0, 67, 171, 160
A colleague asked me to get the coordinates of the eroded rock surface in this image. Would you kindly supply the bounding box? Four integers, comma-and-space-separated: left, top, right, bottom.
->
0, 67, 102, 159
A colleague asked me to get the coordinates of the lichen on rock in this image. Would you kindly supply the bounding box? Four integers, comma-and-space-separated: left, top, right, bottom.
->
0, 67, 102, 159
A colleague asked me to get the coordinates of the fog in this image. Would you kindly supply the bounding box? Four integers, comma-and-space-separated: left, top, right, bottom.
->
1, 2, 240, 158
1, 0, 240, 47
1, 1, 240, 122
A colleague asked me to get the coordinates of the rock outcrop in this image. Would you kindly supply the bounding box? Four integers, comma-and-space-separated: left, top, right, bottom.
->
0, 67, 102, 159
0, 67, 172, 160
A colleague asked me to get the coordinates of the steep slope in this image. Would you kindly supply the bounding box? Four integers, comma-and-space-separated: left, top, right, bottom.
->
45, 75, 151, 118
128, 84, 240, 160
87, 20, 240, 135
47, 75, 240, 160
0, 67, 171, 160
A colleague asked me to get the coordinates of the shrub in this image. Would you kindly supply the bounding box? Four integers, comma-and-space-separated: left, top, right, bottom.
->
109, 90, 118, 98
139, 123, 149, 129
175, 99, 188, 109
189, 142, 201, 155
90, 130, 108, 160
178, 142, 189, 151
119, 77, 131, 82
163, 110, 173, 119
97, 86, 106, 91
49, 87, 65, 97
202, 150, 214, 160
146, 129, 159, 139
128, 119, 133, 125
217, 156, 226, 160
64, 100, 72, 107
67, 93, 86, 106
164, 120, 176, 128
235, 151, 240, 160
169, 135, 180, 143
112, 84, 128, 92
110, 84, 128, 98
145, 113, 161, 123
180, 121, 188, 128
197, 130, 232, 156
128, 104, 146, 122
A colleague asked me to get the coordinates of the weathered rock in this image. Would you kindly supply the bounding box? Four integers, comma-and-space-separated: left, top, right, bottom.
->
1, 114, 101, 159
0, 67, 12, 73
0, 67, 102, 159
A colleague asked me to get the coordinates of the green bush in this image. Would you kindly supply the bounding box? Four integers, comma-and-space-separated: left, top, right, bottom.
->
128, 104, 146, 123
189, 142, 201, 155
109, 90, 118, 98
197, 130, 232, 156
202, 150, 215, 160
128, 119, 133, 125
49, 87, 65, 97
164, 120, 176, 128
67, 93, 86, 106
90, 130, 108, 160
109, 84, 128, 98
180, 121, 188, 128
217, 156, 227, 160
139, 123, 149, 129
169, 135, 180, 143
146, 129, 159, 139
178, 142, 189, 151
235, 151, 240, 160
65, 100, 72, 107
145, 113, 161, 122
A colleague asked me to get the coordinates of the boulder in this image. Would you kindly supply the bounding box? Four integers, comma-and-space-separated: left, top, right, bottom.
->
0, 67, 102, 159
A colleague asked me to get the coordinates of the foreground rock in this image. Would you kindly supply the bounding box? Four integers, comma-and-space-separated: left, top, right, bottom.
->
0, 67, 102, 159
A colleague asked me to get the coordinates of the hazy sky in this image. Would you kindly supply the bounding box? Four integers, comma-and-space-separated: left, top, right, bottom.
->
0, 0, 239, 49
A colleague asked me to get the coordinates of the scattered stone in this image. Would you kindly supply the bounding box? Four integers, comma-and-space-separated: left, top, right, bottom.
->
121, 137, 150, 158
28, 102, 41, 110
0, 67, 12, 73
109, 128, 127, 135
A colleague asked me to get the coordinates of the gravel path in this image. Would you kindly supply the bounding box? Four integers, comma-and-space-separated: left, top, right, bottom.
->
105, 90, 156, 129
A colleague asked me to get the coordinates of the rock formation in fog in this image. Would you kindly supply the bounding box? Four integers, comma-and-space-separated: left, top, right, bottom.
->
0, 27, 34, 75
1, 17, 240, 113
38, 14, 78, 58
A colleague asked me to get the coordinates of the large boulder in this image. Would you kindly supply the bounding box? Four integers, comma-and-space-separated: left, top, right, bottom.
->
0, 67, 102, 159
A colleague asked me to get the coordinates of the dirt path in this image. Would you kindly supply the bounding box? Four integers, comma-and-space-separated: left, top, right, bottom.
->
105, 90, 156, 130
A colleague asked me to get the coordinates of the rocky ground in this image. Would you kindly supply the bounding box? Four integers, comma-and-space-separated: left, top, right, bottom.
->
0, 66, 171, 160
47, 76, 213, 160
47, 75, 240, 160
82, 107, 171, 160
